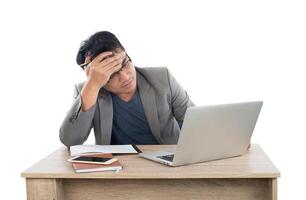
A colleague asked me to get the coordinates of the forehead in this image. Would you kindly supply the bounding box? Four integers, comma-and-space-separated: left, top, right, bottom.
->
112, 49, 126, 57
85, 49, 126, 63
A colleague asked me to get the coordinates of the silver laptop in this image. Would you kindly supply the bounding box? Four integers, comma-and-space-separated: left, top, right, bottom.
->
139, 101, 263, 167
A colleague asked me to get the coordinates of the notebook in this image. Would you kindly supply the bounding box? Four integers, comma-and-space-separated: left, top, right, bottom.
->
72, 160, 123, 173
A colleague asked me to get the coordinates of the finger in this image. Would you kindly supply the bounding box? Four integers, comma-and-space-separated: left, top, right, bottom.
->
96, 55, 123, 73
100, 54, 123, 68
106, 63, 122, 75
92, 51, 113, 63
93, 58, 122, 78
103, 51, 125, 64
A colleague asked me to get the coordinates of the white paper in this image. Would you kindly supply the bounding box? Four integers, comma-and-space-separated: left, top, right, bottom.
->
70, 145, 138, 157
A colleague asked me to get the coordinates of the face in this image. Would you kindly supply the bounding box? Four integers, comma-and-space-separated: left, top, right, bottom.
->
104, 50, 137, 97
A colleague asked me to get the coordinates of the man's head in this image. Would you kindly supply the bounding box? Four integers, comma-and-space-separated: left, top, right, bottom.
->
76, 31, 137, 98
76, 31, 125, 65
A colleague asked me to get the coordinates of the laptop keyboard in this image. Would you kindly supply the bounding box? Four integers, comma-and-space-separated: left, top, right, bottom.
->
157, 154, 174, 162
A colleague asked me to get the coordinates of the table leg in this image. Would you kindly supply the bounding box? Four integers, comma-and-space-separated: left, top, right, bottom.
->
26, 178, 64, 200
269, 178, 277, 200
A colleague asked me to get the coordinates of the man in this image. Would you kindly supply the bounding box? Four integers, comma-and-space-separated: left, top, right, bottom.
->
60, 31, 194, 147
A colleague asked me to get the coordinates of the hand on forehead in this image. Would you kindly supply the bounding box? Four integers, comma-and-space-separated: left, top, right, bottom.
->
85, 51, 125, 64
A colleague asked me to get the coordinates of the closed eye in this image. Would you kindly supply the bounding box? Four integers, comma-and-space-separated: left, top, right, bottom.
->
122, 58, 130, 68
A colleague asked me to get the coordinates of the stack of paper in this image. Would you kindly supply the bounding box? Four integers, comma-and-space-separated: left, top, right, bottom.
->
70, 145, 139, 157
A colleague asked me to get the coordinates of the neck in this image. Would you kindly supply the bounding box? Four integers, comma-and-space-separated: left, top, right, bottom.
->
117, 88, 137, 102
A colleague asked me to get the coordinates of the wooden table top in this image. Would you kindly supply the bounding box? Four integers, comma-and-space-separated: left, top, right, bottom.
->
21, 144, 280, 179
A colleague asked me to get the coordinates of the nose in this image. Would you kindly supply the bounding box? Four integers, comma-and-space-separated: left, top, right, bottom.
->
118, 70, 130, 82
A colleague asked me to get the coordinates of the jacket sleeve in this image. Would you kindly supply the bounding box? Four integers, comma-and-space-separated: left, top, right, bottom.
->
166, 68, 195, 128
59, 84, 97, 147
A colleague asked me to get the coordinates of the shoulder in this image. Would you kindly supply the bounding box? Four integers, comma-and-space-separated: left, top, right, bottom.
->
136, 66, 171, 86
136, 66, 168, 76
136, 66, 175, 96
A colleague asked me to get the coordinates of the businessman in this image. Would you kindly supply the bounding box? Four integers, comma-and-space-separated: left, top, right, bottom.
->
60, 31, 194, 147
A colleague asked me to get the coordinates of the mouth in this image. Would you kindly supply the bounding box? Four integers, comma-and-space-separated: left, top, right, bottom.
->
122, 78, 134, 87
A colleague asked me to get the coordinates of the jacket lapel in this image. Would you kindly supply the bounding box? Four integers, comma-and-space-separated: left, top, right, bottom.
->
137, 72, 162, 143
98, 89, 113, 145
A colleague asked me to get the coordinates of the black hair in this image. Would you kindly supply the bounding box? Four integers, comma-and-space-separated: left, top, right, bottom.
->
76, 31, 125, 65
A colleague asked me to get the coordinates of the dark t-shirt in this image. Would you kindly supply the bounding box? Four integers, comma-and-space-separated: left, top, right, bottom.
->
110, 89, 159, 145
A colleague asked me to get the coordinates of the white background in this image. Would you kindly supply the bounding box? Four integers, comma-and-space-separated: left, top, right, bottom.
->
0, 0, 305, 199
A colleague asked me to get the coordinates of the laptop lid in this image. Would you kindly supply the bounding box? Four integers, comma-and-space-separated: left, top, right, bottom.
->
172, 101, 263, 166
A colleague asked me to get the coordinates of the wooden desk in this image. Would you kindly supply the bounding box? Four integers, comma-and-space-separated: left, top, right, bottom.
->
21, 144, 280, 200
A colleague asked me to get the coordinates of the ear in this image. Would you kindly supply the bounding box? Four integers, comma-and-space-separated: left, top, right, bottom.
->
85, 55, 91, 63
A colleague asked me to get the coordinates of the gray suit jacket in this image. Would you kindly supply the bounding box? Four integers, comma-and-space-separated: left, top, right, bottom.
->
59, 67, 194, 147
